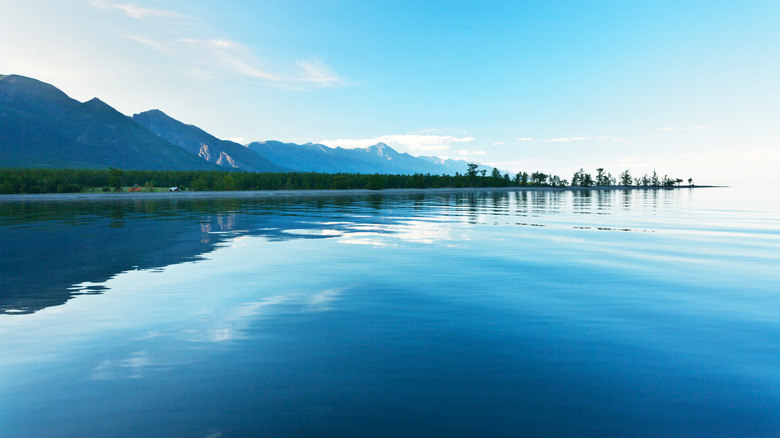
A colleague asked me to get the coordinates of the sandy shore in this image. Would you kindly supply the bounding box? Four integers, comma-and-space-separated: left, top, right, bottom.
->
0, 185, 716, 202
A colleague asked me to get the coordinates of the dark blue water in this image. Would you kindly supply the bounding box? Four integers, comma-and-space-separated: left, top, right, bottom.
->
2, 188, 779, 437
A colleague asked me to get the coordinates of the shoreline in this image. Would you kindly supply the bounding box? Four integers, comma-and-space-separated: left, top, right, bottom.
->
0, 185, 722, 202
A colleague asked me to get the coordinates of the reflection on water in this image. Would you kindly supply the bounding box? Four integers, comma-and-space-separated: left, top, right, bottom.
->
0, 195, 416, 314
2, 190, 682, 314
2, 188, 780, 437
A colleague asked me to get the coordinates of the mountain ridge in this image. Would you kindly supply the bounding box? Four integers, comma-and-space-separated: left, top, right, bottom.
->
1, 74, 489, 175
0, 75, 219, 170
132, 109, 286, 173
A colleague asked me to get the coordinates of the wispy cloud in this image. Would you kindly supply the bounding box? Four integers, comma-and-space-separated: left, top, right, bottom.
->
518, 136, 624, 143
127, 36, 343, 88
493, 141, 504, 145
177, 38, 286, 82
95, 2, 343, 89
124, 34, 170, 51
539, 136, 623, 143
658, 124, 712, 132
91, 1, 188, 20
295, 60, 343, 87
458, 150, 486, 156
319, 134, 475, 153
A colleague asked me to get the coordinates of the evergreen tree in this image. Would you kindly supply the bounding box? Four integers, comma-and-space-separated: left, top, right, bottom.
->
620, 170, 632, 186
521, 172, 529, 187
107, 168, 123, 192
596, 168, 606, 186
466, 163, 479, 186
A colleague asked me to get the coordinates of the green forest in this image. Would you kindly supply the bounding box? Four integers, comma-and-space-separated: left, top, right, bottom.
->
0, 166, 690, 195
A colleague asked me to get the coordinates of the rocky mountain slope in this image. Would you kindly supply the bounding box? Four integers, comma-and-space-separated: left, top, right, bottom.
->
1, 74, 489, 175
0, 74, 217, 170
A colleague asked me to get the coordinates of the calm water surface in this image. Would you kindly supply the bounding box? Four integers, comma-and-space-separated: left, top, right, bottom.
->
1, 188, 779, 437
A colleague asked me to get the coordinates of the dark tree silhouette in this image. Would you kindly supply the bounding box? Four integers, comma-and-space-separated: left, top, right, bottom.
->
620, 170, 632, 186
107, 167, 123, 192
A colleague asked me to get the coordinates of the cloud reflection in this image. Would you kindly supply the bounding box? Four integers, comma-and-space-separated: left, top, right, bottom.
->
336, 219, 457, 246
92, 351, 151, 380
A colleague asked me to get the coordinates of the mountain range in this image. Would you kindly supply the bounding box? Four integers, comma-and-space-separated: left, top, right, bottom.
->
0, 74, 215, 170
1, 74, 485, 175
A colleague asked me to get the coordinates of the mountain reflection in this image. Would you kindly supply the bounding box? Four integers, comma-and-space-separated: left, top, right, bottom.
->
1, 189, 674, 315
0, 195, 418, 314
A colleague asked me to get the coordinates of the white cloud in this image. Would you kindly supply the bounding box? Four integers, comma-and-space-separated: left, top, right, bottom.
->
319, 134, 475, 154
535, 136, 623, 143
208, 39, 236, 48
124, 34, 170, 51
458, 150, 486, 156
295, 60, 343, 87
127, 36, 343, 88
517, 136, 624, 143
91, 1, 187, 20
658, 124, 712, 132
452, 137, 476, 143
95, 2, 343, 89
177, 38, 285, 82
493, 141, 505, 145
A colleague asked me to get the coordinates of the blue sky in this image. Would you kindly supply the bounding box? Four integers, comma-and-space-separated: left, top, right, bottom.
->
2, 1, 778, 183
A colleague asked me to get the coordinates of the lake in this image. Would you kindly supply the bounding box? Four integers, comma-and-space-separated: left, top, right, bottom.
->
1, 187, 779, 437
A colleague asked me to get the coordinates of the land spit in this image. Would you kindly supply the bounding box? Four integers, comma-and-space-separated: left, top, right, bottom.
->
0, 186, 719, 203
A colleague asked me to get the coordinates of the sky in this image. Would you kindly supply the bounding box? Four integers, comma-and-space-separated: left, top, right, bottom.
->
2, 0, 779, 184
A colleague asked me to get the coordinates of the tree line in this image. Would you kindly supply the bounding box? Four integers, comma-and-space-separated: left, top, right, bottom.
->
0, 167, 692, 195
